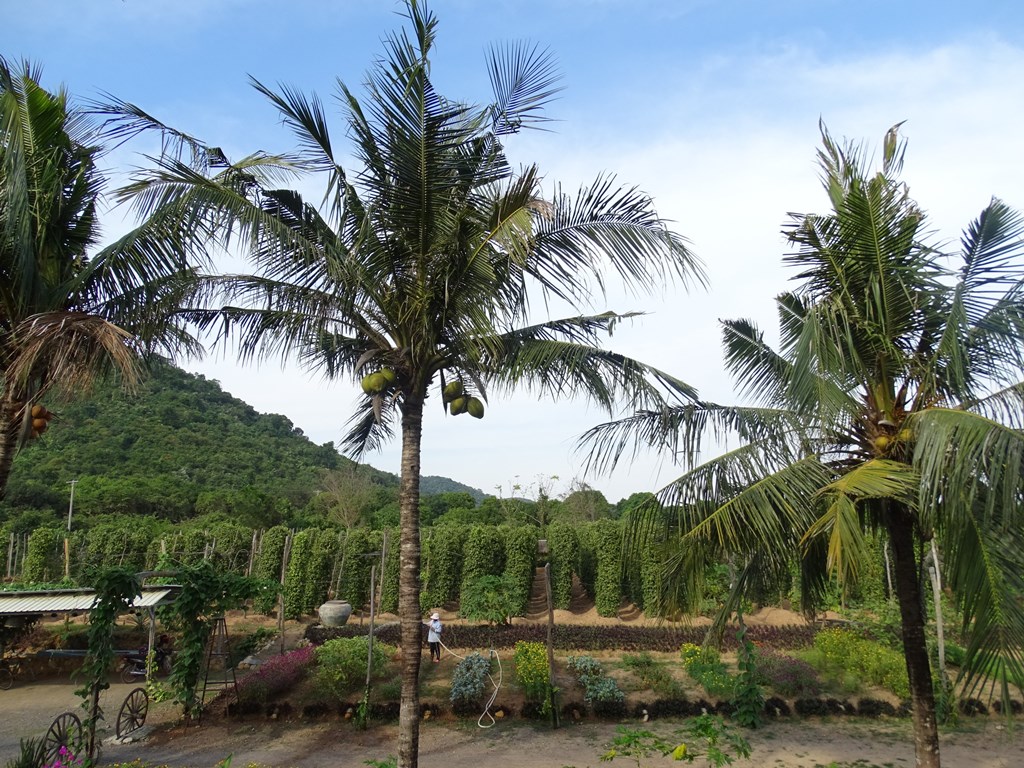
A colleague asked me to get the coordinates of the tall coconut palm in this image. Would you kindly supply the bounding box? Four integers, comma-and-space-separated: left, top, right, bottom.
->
105, 3, 703, 765
582, 124, 1024, 768
0, 57, 204, 500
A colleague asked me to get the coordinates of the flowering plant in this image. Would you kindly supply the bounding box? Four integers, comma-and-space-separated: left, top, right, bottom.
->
46, 745, 83, 768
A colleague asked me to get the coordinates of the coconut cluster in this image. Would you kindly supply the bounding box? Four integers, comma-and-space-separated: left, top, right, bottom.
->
28, 404, 54, 438
442, 380, 484, 419
360, 367, 398, 395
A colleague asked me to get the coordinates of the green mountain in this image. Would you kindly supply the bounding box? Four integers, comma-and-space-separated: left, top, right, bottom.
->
0, 360, 482, 528
420, 475, 485, 501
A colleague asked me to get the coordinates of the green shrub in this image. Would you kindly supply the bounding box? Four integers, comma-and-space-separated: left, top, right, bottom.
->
313, 636, 396, 701
732, 622, 764, 728
592, 519, 622, 617
567, 654, 604, 679
421, 524, 467, 610
576, 523, 599, 598
283, 529, 315, 618
621, 652, 685, 698
204, 520, 254, 575
680, 643, 733, 698
76, 519, 158, 577
252, 526, 289, 614
379, 528, 400, 613
460, 574, 517, 624
546, 523, 579, 609
175, 527, 210, 566
620, 505, 663, 614
450, 652, 493, 707
513, 641, 551, 703
340, 528, 377, 608
813, 628, 909, 698
502, 526, 536, 617
680, 642, 720, 666
567, 654, 624, 706
944, 642, 966, 667
461, 526, 506, 597
23, 527, 62, 582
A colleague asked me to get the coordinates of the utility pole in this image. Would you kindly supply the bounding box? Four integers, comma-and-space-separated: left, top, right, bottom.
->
64, 479, 78, 579
67, 479, 78, 531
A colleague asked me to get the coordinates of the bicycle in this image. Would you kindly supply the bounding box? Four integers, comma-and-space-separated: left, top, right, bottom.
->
0, 655, 32, 690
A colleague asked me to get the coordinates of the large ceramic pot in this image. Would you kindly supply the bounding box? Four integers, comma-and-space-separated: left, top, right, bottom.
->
318, 600, 353, 627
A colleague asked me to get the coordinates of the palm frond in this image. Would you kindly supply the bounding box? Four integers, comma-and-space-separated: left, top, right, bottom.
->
5, 311, 142, 400
943, 506, 1024, 702
530, 176, 704, 306
923, 199, 1024, 398
249, 77, 339, 174
89, 94, 212, 169
578, 401, 803, 476
479, 314, 698, 415
487, 41, 562, 135
670, 452, 830, 554
806, 459, 917, 583
913, 407, 1024, 532
340, 394, 398, 458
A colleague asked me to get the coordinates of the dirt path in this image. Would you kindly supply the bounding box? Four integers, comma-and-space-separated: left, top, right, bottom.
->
0, 675, 150, 761
2, 674, 1022, 767
99, 712, 1024, 768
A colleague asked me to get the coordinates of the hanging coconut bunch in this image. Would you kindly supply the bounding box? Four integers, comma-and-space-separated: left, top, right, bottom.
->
442, 379, 484, 419
28, 404, 55, 438
442, 380, 463, 402
360, 367, 399, 396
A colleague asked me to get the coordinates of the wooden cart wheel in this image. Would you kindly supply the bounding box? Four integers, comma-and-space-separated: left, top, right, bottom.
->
44, 711, 83, 765
0, 665, 13, 690
116, 687, 149, 738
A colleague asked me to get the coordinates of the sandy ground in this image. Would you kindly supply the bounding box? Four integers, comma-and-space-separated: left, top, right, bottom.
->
2, 674, 1022, 768
3, 604, 1021, 767
98, 709, 1024, 768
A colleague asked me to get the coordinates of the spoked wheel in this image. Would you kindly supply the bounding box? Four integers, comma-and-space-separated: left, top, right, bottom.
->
0, 665, 13, 690
116, 687, 149, 739
44, 712, 83, 765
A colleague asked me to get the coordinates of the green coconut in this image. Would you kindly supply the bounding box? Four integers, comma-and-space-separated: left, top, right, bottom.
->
467, 397, 484, 419
449, 396, 468, 415
443, 381, 464, 402
380, 368, 398, 387
361, 372, 388, 394
873, 434, 892, 453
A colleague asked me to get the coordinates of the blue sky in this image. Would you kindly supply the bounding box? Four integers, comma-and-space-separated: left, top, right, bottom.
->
5, 1, 1024, 503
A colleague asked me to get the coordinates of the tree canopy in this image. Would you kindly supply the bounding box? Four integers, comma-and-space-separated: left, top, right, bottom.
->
584, 123, 1024, 768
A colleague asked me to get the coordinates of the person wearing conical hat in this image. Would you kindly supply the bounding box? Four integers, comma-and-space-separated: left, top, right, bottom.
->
426, 612, 443, 663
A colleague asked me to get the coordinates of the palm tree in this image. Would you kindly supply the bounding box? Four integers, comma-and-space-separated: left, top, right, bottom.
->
105, 3, 703, 764
582, 124, 1024, 768
0, 58, 203, 500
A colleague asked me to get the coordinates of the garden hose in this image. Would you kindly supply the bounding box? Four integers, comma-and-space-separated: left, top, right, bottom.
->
437, 639, 503, 728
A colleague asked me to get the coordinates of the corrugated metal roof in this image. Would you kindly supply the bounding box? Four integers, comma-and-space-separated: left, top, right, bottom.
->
0, 586, 180, 616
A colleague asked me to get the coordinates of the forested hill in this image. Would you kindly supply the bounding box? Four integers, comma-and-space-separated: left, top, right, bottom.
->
0, 360, 481, 528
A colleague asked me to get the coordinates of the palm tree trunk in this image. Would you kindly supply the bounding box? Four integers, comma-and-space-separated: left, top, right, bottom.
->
397, 394, 425, 768
0, 393, 23, 501
888, 508, 941, 768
